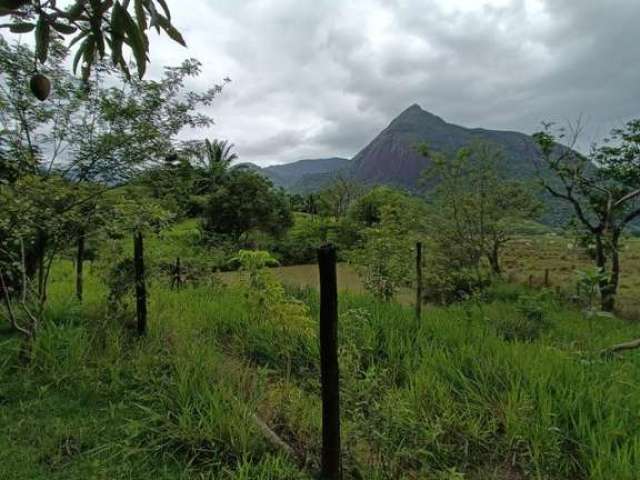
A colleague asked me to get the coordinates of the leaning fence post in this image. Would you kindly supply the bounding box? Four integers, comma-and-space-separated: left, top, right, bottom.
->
415, 241, 423, 321
317, 244, 341, 480
134, 231, 147, 336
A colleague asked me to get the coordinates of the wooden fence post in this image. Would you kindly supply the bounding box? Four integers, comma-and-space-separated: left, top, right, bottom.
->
415, 241, 423, 321
134, 231, 147, 336
317, 244, 341, 480
172, 257, 182, 290
76, 228, 85, 302
544, 268, 550, 287
528, 274, 533, 288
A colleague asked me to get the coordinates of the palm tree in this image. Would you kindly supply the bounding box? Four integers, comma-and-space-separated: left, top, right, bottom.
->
196, 139, 238, 193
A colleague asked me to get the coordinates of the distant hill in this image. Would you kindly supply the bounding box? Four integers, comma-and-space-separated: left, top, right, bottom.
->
251, 105, 544, 191
243, 157, 351, 192
350, 104, 541, 187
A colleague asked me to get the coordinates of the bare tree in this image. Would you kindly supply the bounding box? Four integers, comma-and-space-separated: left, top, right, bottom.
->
533, 120, 640, 311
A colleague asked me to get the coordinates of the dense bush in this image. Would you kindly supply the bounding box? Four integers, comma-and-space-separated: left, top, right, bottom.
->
267, 214, 362, 265
200, 170, 293, 242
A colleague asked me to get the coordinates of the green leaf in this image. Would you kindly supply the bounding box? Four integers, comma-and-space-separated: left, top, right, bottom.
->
111, 1, 126, 35
72, 39, 85, 74
111, 32, 123, 66
35, 15, 50, 64
72, 37, 94, 75
8, 22, 34, 33
134, 0, 147, 31
122, 9, 148, 78
52, 22, 78, 34
83, 35, 96, 67
68, 29, 89, 48
154, 0, 171, 20
94, 29, 106, 59
156, 15, 186, 47
118, 55, 131, 80
145, 0, 160, 33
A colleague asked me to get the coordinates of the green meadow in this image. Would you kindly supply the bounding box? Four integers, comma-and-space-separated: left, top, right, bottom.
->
3, 238, 640, 479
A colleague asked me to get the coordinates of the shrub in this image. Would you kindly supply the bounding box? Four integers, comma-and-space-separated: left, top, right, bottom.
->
232, 250, 316, 373
423, 265, 490, 305
494, 293, 551, 342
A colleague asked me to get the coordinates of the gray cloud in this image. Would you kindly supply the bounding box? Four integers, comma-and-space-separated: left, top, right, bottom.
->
10, 0, 640, 164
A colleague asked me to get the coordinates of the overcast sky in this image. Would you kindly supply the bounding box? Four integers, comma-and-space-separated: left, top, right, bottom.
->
11, 0, 640, 166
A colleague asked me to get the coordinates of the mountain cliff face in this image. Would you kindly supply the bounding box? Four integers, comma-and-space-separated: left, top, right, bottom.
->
350, 104, 540, 187
248, 105, 547, 195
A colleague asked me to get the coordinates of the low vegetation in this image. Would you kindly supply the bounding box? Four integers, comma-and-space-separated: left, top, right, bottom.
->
4, 250, 640, 479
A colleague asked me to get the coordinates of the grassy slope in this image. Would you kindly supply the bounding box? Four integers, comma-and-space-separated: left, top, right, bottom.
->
3, 257, 640, 479
502, 235, 640, 318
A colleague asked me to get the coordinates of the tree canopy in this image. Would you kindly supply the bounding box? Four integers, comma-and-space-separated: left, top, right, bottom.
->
534, 120, 640, 311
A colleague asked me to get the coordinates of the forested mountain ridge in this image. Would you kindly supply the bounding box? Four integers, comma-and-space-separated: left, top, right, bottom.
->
245, 157, 350, 190
250, 104, 543, 192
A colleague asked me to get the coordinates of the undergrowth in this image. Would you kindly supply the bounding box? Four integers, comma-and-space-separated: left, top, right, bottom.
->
2, 261, 640, 479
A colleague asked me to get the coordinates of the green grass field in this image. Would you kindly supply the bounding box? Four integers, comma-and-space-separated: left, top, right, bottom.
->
217, 233, 640, 317
3, 252, 640, 479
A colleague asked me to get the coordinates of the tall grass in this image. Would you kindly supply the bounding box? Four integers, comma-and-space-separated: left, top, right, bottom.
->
2, 262, 640, 478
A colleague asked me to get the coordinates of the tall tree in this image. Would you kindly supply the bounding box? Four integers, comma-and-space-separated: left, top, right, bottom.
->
421, 141, 541, 276
318, 175, 364, 219
201, 170, 293, 242
534, 120, 640, 311
351, 199, 426, 301
73, 59, 226, 185
194, 138, 238, 194
0, 38, 88, 312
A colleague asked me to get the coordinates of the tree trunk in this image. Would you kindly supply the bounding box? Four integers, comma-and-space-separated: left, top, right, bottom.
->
76, 229, 85, 302
487, 241, 501, 275
601, 232, 621, 312
35, 230, 48, 304
134, 231, 147, 336
595, 234, 616, 312
317, 244, 341, 480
